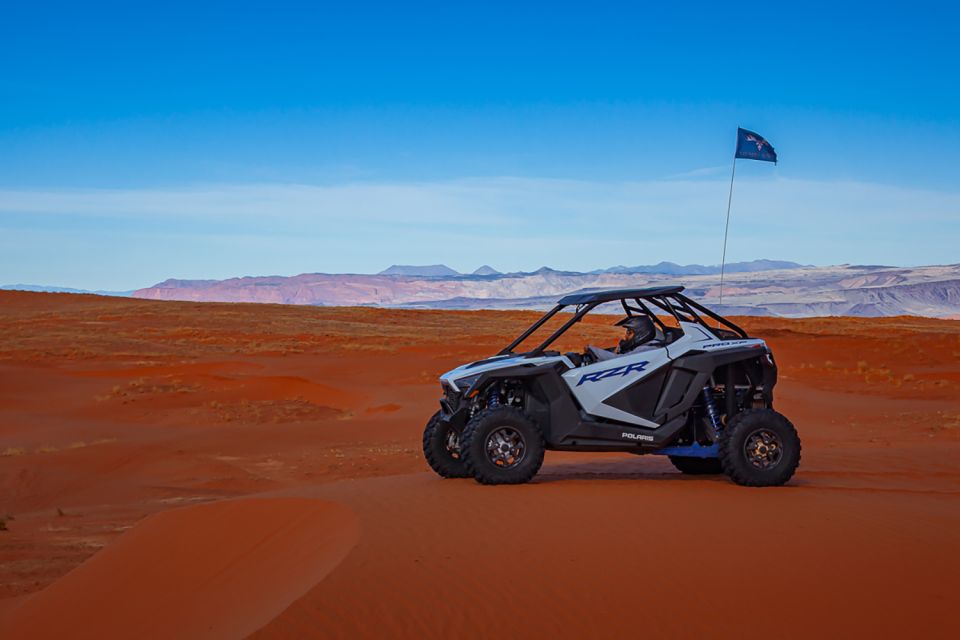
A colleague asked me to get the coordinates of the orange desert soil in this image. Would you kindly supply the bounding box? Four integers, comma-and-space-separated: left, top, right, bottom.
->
1, 290, 959, 638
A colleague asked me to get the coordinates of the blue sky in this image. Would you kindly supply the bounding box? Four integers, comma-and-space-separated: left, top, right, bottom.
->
1, 1, 958, 289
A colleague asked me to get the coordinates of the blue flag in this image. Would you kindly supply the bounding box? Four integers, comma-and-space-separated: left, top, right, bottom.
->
735, 127, 777, 163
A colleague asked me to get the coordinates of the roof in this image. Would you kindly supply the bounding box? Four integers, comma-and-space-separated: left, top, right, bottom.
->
557, 286, 685, 306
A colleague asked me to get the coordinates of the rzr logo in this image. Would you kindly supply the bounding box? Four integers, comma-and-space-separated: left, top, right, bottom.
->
577, 361, 649, 386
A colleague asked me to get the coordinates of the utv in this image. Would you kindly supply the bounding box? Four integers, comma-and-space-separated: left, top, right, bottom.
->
422, 286, 800, 486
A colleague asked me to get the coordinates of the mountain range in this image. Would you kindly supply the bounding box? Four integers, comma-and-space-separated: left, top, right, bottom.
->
589, 259, 805, 275
374, 259, 804, 278
7, 260, 959, 318
119, 261, 960, 318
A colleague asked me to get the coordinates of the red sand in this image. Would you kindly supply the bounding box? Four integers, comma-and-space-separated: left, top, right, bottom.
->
1, 291, 959, 638
2, 498, 356, 639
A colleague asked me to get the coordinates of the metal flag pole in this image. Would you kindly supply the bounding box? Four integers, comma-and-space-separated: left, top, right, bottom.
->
718, 155, 737, 305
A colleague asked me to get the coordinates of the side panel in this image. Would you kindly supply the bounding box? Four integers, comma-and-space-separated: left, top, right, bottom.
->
601, 369, 668, 420
603, 364, 711, 425
562, 321, 719, 428
657, 368, 697, 413
560, 348, 671, 427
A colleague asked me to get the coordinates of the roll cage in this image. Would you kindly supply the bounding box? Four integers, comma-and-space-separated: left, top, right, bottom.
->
498, 286, 748, 357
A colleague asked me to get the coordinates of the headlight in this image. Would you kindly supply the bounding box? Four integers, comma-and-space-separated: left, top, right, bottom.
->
453, 374, 481, 392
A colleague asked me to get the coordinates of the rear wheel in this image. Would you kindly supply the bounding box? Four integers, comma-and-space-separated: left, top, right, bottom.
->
461, 406, 545, 485
668, 456, 723, 475
719, 409, 801, 486
422, 411, 470, 478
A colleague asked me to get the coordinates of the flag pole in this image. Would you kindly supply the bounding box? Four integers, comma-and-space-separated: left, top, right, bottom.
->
718, 155, 737, 306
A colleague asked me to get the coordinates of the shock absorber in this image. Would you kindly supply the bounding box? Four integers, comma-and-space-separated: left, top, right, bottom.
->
702, 386, 722, 433
486, 385, 501, 409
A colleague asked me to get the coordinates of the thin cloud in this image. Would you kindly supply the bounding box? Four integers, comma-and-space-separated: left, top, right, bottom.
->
2, 177, 957, 226
1, 177, 958, 290
660, 166, 728, 180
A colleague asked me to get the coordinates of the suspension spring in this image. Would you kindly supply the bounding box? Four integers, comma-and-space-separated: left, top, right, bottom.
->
702, 386, 722, 433
486, 386, 501, 409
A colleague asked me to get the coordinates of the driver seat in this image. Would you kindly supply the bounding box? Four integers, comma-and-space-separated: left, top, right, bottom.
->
587, 345, 619, 362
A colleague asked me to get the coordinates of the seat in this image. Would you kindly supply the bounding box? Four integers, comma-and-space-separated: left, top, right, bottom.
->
587, 345, 620, 362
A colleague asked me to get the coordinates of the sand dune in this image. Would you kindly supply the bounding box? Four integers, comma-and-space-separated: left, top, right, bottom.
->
1, 498, 357, 639
1, 291, 958, 638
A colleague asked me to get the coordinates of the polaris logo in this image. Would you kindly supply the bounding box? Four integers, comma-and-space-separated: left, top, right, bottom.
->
621, 432, 654, 442
576, 361, 649, 386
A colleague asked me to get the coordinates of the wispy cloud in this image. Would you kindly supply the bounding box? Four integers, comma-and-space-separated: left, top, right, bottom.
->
1, 177, 958, 289
660, 166, 728, 180
3, 176, 956, 223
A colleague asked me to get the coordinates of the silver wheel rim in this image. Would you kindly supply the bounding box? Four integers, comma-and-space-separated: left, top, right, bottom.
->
743, 428, 783, 470
485, 427, 526, 469
445, 429, 461, 459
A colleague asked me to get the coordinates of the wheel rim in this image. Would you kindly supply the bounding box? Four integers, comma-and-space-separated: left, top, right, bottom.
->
445, 429, 461, 459
485, 427, 526, 469
743, 428, 784, 470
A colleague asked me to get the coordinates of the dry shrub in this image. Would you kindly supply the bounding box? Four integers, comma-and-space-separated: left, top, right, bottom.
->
107, 377, 200, 401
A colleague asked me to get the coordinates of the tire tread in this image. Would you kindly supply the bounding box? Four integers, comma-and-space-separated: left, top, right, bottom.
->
461, 406, 545, 485
719, 409, 801, 487
422, 411, 471, 478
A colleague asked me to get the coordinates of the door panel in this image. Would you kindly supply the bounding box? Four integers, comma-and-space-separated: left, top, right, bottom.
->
561, 346, 671, 428
561, 322, 717, 428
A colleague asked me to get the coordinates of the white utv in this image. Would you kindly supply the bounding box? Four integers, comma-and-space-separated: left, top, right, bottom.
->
422, 286, 800, 486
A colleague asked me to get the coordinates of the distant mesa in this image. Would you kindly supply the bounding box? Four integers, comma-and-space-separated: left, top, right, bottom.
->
723, 259, 806, 273
1, 284, 90, 294
153, 278, 220, 289
0, 284, 134, 296
472, 265, 501, 276
593, 259, 804, 276
378, 264, 460, 277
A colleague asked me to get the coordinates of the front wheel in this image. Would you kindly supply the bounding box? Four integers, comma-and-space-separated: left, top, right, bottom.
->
719, 409, 801, 486
422, 411, 470, 478
461, 407, 545, 485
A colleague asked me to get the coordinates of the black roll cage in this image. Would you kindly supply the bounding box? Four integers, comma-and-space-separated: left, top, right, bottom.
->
498, 292, 748, 357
